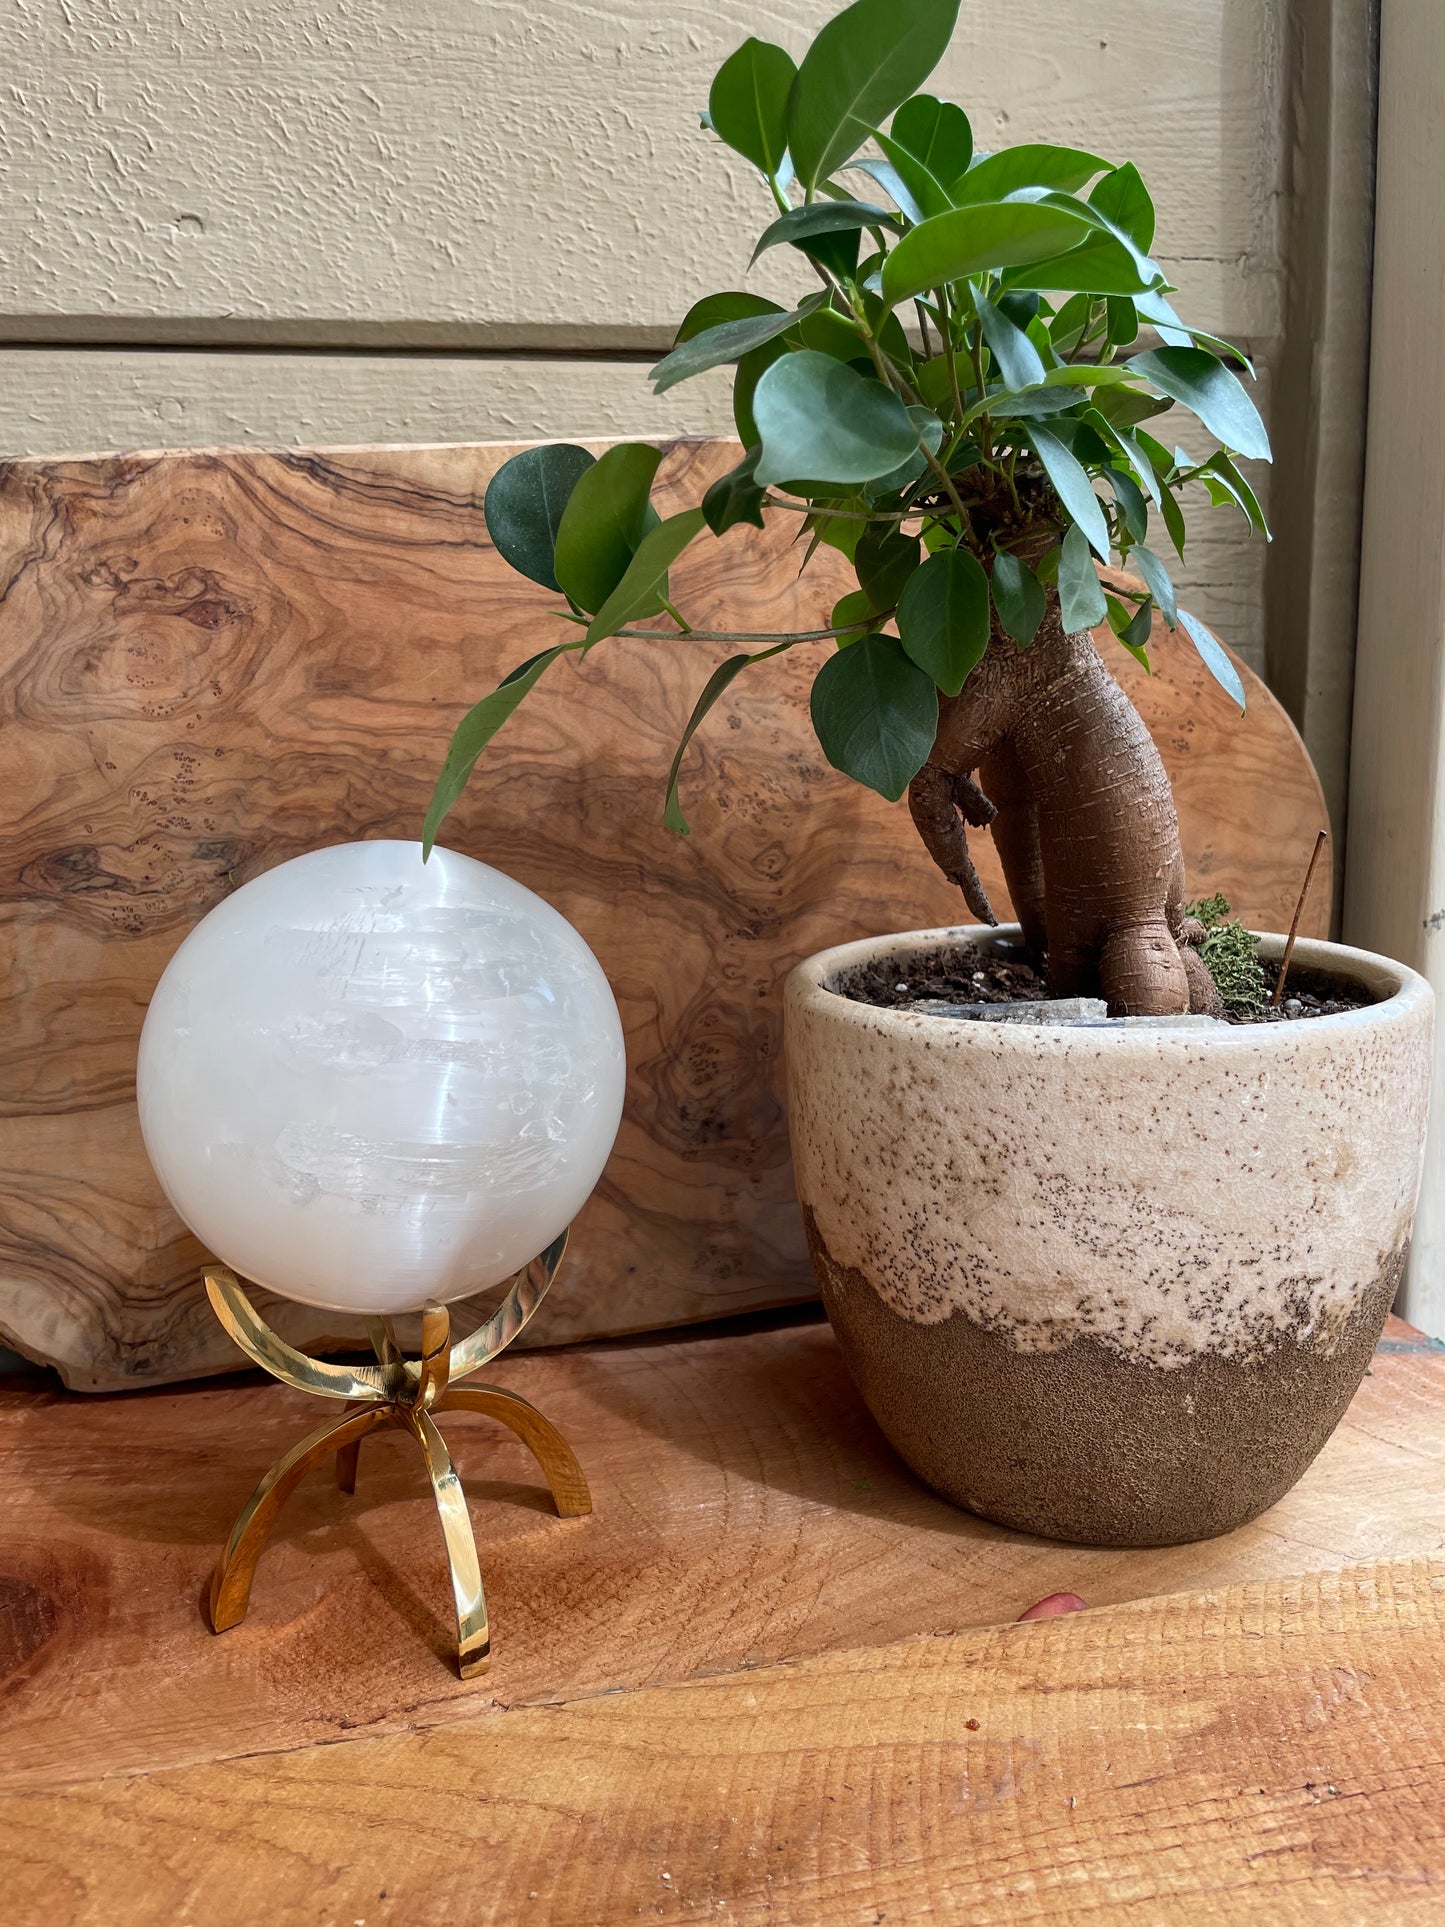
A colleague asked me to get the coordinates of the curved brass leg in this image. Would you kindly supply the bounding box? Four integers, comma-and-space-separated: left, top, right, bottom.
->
436, 1384, 592, 1519
335, 1436, 361, 1495
209, 1405, 394, 1633
406, 1409, 491, 1678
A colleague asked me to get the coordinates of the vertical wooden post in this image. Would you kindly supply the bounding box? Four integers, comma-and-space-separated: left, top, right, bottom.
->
1344, 0, 1445, 1334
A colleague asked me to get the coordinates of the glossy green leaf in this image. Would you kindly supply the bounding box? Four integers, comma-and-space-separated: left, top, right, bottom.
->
753, 351, 920, 486
975, 288, 1046, 393
483, 443, 595, 593
867, 405, 944, 495
702, 445, 769, 536
554, 442, 664, 615
674, 291, 785, 341
787, 0, 959, 189
1104, 464, 1149, 543
1106, 297, 1138, 347
881, 201, 1091, 307
809, 631, 939, 799
990, 550, 1046, 648
1030, 424, 1111, 560
1049, 291, 1094, 354
586, 508, 705, 646
830, 588, 881, 640
891, 93, 973, 183
1197, 450, 1271, 536
1089, 383, 1174, 429
1106, 593, 1153, 669
1180, 609, 1246, 711
872, 130, 954, 222
954, 143, 1110, 203
1058, 521, 1108, 631
1090, 161, 1155, 252
1002, 232, 1163, 297
652, 300, 813, 394
1130, 541, 1178, 627
896, 547, 990, 694
750, 199, 898, 265
856, 526, 922, 610
708, 37, 796, 179
424, 646, 578, 856
733, 338, 793, 447
1157, 483, 1188, 559
849, 155, 925, 225
1129, 346, 1272, 461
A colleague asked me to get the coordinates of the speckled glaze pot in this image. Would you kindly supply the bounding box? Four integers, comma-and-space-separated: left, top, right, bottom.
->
785, 925, 1433, 1547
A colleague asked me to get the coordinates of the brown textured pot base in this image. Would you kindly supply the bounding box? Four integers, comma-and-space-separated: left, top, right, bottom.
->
806, 1210, 1404, 1547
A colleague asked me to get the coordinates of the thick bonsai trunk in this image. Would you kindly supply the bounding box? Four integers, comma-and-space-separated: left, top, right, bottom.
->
908, 584, 1219, 1018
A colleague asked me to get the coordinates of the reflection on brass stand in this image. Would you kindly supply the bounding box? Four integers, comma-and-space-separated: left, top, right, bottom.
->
203, 1233, 588, 1679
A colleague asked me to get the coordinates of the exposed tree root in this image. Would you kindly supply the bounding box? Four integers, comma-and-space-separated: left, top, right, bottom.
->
907, 585, 1213, 1018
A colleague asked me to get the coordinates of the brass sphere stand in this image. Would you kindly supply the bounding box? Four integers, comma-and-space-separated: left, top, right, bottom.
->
203, 1233, 588, 1678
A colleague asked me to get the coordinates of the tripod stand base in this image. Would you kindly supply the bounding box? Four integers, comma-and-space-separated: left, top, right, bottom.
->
203, 1235, 589, 1678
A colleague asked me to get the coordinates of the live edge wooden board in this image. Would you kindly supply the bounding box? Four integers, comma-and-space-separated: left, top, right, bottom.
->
0, 438, 1328, 1390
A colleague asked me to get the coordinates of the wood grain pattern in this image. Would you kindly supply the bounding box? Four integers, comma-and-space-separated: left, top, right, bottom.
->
0, 1315, 1438, 1801
1, 1318, 1442, 1927
0, 439, 1328, 1389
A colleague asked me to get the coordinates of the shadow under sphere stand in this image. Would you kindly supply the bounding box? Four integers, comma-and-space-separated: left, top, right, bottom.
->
205, 1233, 588, 1678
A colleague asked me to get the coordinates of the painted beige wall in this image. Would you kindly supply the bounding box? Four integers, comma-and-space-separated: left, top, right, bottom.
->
1, 0, 1289, 671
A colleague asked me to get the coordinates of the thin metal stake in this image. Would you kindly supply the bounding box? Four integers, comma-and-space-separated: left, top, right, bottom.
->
1272, 829, 1330, 1007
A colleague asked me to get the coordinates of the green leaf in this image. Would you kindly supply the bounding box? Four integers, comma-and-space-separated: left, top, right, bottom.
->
856, 526, 922, 611
849, 156, 925, 225
1030, 424, 1111, 560
1180, 609, 1246, 711
1090, 162, 1155, 252
1106, 297, 1138, 347
652, 302, 814, 394
702, 446, 769, 535
1106, 592, 1153, 668
881, 201, 1091, 308
663, 644, 789, 834
1089, 383, 1174, 429
554, 442, 664, 614
1197, 450, 1271, 536
975, 288, 1046, 393
868, 405, 945, 496
674, 291, 785, 341
1049, 291, 1094, 354
708, 37, 796, 179
1058, 522, 1107, 631
872, 131, 954, 222
586, 508, 704, 646
483, 443, 595, 593
1130, 541, 1178, 627
1129, 347, 1272, 462
990, 550, 1046, 648
753, 351, 920, 486
424, 646, 576, 856
809, 631, 939, 799
896, 548, 990, 694
954, 143, 1110, 202
787, 0, 960, 190
1158, 483, 1188, 559
831, 588, 881, 640
751, 199, 898, 265
891, 93, 973, 182
1002, 232, 1164, 297
1105, 465, 1149, 544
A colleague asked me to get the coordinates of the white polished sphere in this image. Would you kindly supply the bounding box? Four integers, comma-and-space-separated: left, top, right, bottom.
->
137, 841, 626, 1314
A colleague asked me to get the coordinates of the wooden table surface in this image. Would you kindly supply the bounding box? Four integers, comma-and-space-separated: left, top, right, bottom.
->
2, 1311, 1442, 1924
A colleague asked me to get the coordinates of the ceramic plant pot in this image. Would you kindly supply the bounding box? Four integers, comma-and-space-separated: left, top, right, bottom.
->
785, 925, 1433, 1547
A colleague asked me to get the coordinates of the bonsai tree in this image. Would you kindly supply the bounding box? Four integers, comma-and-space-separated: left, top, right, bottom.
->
425, 0, 1271, 1017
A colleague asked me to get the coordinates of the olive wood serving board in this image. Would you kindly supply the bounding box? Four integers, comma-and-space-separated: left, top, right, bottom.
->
0, 439, 1328, 1389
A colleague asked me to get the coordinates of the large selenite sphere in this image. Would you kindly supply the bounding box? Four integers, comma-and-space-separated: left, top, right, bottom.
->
137, 841, 626, 1314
